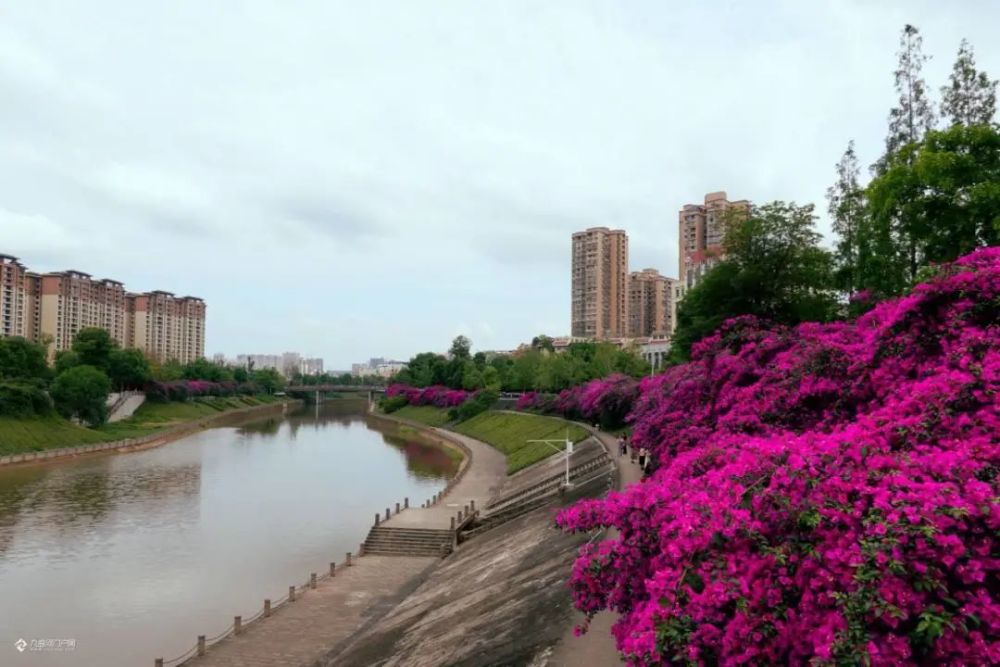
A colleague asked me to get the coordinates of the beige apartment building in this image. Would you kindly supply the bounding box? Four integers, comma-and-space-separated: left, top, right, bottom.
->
128, 291, 206, 363
571, 227, 629, 339
0, 252, 206, 364
627, 268, 677, 338
0, 254, 29, 339
678, 191, 750, 290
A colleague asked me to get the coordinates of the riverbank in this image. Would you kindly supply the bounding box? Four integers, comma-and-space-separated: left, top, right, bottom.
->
0, 397, 299, 467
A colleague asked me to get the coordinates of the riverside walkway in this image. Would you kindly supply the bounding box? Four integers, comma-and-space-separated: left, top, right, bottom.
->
548, 428, 642, 667
179, 425, 507, 667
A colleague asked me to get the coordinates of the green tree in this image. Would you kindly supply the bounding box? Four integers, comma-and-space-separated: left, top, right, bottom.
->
0, 336, 48, 381
461, 360, 484, 390
184, 358, 233, 382
50, 365, 111, 426
940, 38, 997, 127
670, 202, 838, 360
879, 24, 936, 172
71, 327, 118, 372
233, 366, 249, 383
252, 368, 285, 394
481, 366, 502, 392
54, 350, 81, 374
509, 349, 542, 391
866, 123, 1000, 290
108, 348, 152, 390
449, 335, 472, 361
827, 140, 869, 295
530, 335, 555, 352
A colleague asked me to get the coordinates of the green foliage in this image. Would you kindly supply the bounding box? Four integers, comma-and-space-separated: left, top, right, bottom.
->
827, 140, 868, 295
108, 348, 152, 390
449, 335, 472, 360
183, 357, 234, 382
380, 394, 408, 413
50, 365, 111, 426
453, 411, 588, 474
671, 201, 839, 360
864, 123, 1000, 295
940, 38, 997, 127
0, 382, 52, 417
252, 368, 285, 394
71, 327, 118, 373
452, 389, 498, 422
54, 350, 80, 374
0, 337, 49, 382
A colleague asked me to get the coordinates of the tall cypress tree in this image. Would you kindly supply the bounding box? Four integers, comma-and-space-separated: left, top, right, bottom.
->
826, 140, 868, 295
880, 25, 936, 168
940, 39, 997, 126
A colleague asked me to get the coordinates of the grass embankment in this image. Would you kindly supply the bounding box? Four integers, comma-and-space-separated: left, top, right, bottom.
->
0, 395, 280, 455
452, 411, 589, 474
393, 405, 452, 427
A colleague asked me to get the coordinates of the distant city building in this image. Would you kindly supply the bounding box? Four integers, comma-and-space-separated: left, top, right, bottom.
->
571, 227, 629, 339
300, 357, 324, 376
678, 191, 750, 290
627, 268, 678, 338
351, 358, 406, 378
0, 253, 206, 363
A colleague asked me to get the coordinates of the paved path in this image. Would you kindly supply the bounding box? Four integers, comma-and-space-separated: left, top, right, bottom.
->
179, 424, 508, 667
382, 429, 507, 529
548, 430, 643, 667
181, 556, 437, 667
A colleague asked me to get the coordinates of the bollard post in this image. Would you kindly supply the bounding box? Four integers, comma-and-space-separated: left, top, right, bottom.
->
404, 497, 409, 509
156, 660, 164, 667
470, 499, 475, 512
310, 573, 317, 589
234, 615, 242, 635
264, 599, 271, 617
458, 510, 464, 522
396, 501, 400, 514
289, 585, 296, 602
346, 551, 352, 566
450, 516, 456, 530
330, 562, 336, 577
464, 504, 470, 515
197, 635, 206, 656
375, 513, 380, 526
385, 507, 390, 520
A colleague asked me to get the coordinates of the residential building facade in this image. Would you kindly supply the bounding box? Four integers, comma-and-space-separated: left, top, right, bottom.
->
627, 268, 677, 338
678, 191, 750, 290
0, 251, 207, 364
571, 227, 629, 339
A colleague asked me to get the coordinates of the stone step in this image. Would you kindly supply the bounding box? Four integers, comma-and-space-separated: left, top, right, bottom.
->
368, 528, 454, 538
364, 538, 450, 550
363, 544, 450, 556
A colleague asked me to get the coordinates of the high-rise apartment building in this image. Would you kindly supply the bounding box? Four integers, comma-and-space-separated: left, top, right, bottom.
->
0, 254, 28, 338
128, 291, 206, 364
627, 268, 677, 338
571, 227, 629, 339
2, 252, 206, 364
678, 191, 750, 290
38, 271, 129, 352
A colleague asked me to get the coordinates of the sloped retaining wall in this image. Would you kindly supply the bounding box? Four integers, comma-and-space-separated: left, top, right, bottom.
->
0, 400, 301, 468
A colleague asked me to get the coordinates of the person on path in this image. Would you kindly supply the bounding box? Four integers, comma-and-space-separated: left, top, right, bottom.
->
618, 434, 627, 458
638, 447, 647, 470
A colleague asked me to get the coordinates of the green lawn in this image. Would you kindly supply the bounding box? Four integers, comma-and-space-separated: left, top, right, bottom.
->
452, 411, 589, 474
0, 395, 281, 455
393, 405, 451, 427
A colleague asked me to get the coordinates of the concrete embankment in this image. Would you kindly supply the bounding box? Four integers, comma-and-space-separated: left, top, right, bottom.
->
0, 400, 300, 469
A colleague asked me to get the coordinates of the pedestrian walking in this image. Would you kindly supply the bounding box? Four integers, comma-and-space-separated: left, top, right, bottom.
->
617, 434, 627, 457
638, 447, 647, 470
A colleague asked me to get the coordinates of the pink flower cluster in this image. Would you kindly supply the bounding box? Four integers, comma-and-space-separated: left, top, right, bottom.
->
516, 374, 640, 429
146, 379, 254, 402
556, 247, 1000, 665
386, 384, 470, 408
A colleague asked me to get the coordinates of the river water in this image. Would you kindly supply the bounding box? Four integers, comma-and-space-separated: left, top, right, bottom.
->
0, 401, 456, 666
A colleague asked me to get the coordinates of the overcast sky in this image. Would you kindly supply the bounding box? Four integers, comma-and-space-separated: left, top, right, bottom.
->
2, 1, 997, 369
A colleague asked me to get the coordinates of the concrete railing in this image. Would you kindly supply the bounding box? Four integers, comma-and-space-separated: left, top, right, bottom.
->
0, 400, 298, 468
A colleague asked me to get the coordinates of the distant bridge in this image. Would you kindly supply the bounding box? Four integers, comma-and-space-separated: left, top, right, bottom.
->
285, 385, 387, 394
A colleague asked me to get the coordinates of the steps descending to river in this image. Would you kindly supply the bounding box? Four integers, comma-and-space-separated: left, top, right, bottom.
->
363, 526, 454, 557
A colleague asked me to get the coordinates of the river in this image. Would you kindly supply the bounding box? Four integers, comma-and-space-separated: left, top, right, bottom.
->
0, 401, 457, 666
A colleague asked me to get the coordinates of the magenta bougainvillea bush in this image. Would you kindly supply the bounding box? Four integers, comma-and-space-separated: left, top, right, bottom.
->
516, 373, 641, 429
556, 248, 1000, 665
145, 379, 251, 402
386, 384, 470, 408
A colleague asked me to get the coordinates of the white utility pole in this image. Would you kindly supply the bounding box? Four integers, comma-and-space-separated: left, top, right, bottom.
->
527, 428, 574, 488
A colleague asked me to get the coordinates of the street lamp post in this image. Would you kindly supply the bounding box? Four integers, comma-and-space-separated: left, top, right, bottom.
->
527, 428, 574, 488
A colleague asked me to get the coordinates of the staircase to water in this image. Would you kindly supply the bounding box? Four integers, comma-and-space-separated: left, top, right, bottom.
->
362, 526, 454, 557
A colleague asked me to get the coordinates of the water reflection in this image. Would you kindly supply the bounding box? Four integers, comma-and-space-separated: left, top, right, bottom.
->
0, 401, 453, 667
